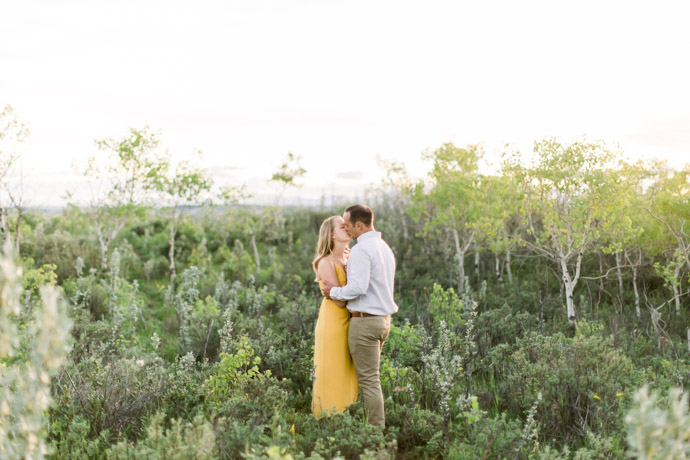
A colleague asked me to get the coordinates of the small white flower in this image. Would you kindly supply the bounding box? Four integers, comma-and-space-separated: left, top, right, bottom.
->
136, 359, 145, 368
151, 332, 161, 351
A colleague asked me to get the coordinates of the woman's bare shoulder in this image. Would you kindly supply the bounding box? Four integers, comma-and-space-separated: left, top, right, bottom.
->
316, 256, 333, 270
317, 257, 337, 281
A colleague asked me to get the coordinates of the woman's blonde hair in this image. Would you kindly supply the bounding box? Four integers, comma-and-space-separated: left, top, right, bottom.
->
313, 215, 340, 279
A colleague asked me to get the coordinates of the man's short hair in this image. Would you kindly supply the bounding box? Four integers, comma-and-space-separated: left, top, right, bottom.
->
345, 204, 374, 227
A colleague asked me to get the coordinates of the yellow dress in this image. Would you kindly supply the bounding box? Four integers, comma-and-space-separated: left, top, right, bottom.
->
312, 262, 358, 418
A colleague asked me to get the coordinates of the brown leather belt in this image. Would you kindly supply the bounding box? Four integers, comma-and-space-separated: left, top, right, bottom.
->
350, 312, 380, 317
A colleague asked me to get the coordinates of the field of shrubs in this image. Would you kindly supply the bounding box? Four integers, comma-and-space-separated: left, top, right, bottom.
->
2, 135, 690, 458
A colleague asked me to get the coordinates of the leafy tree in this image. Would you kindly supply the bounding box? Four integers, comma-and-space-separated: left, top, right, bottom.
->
475, 164, 524, 285
410, 143, 482, 291
79, 126, 164, 271
378, 157, 415, 241
147, 150, 213, 284
646, 161, 690, 315
270, 152, 306, 205
515, 138, 619, 323
591, 160, 651, 317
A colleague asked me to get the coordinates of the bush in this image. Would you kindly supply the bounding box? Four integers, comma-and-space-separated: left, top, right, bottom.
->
488, 323, 640, 445
447, 412, 524, 459
106, 412, 217, 459
51, 352, 169, 444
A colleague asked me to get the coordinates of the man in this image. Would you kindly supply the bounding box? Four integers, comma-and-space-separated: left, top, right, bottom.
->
321, 204, 398, 427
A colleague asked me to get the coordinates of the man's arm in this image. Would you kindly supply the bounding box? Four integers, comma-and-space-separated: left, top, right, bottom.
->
327, 248, 371, 301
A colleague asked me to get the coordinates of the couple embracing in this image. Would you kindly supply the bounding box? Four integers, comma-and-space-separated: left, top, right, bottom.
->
311, 204, 398, 427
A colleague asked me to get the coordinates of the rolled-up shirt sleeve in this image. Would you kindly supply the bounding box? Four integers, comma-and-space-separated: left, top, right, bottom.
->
329, 248, 370, 301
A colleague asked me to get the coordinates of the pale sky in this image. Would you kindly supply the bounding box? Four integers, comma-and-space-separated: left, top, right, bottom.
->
1, 0, 689, 206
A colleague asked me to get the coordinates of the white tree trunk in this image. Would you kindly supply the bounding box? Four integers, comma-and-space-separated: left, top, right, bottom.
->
632, 265, 641, 318
560, 255, 578, 323
494, 253, 503, 282
474, 250, 480, 281
505, 249, 513, 285
452, 228, 465, 292
564, 278, 576, 323
615, 251, 624, 297
672, 278, 681, 315
672, 261, 682, 314
168, 216, 176, 283
250, 231, 260, 273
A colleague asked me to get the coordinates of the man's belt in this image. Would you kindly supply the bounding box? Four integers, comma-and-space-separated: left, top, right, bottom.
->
350, 312, 381, 317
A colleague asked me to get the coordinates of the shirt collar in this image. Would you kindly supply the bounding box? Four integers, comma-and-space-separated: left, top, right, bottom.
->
356, 231, 380, 242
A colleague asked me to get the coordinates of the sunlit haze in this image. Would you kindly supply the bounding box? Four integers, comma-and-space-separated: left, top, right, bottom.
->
2, 0, 689, 207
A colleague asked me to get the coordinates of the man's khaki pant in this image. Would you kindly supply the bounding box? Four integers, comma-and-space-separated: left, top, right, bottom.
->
348, 315, 391, 427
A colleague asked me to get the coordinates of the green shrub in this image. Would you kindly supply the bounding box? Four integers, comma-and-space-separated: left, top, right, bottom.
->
386, 404, 445, 458
488, 323, 640, 445
106, 412, 217, 459
475, 303, 538, 350
49, 415, 111, 459
51, 352, 169, 444
447, 412, 523, 459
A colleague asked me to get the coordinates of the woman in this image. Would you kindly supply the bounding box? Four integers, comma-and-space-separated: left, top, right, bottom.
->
311, 215, 358, 419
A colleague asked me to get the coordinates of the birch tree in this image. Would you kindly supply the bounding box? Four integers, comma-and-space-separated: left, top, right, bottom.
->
269, 152, 306, 206
593, 161, 649, 316
517, 138, 618, 323
378, 158, 414, 242
475, 166, 525, 285
410, 143, 482, 292
80, 126, 163, 271
646, 162, 690, 315
148, 152, 213, 284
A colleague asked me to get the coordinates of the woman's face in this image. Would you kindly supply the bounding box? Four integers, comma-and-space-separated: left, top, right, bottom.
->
332, 217, 351, 243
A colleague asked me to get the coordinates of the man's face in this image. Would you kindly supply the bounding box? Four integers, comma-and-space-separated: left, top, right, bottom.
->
343, 212, 358, 239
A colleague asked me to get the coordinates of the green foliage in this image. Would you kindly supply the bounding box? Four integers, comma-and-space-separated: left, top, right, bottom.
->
51, 353, 169, 445
205, 336, 271, 404
427, 283, 464, 337
447, 412, 524, 459
49, 415, 111, 458
289, 406, 396, 459
106, 412, 217, 459
21, 263, 57, 296
270, 152, 306, 187
6, 146, 690, 457
488, 323, 639, 445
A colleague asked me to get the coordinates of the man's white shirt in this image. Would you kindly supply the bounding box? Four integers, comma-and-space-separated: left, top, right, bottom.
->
329, 231, 398, 316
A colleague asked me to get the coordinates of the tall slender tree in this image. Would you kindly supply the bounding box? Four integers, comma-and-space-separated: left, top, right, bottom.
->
80, 126, 163, 271
147, 151, 213, 285
410, 143, 482, 292
516, 138, 619, 323
646, 161, 690, 315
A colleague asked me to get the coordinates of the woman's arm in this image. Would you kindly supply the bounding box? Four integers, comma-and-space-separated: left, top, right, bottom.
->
317, 259, 347, 308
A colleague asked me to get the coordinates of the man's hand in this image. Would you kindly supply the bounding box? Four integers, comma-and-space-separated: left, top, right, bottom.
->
320, 280, 336, 299
343, 247, 350, 270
